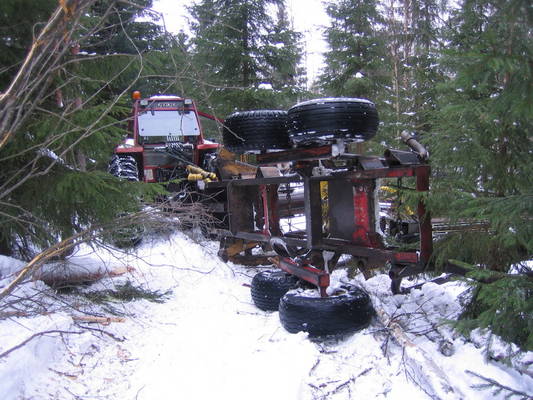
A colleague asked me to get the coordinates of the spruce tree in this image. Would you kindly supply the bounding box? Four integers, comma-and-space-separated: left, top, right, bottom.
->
86, 0, 166, 54
264, 2, 305, 90
318, 0, 391, 155
428, 0, 532, 349
319, 0, 386, 99
0, 1, 165, 257
188, 0, 305, 114
0, 0, 57, 89
319, 0, 446, 152
408, 0, 448, 135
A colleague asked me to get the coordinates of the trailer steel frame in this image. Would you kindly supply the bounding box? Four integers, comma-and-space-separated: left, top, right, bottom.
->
204, 143, 458, 296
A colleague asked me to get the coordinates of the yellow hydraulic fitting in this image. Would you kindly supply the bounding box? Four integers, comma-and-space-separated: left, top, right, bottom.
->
187, 173, 203, 181
186, 165, 202, 174
186, 165, 218, 181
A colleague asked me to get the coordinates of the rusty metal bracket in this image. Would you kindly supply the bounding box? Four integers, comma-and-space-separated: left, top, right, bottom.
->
272, 256, 330, 298
218, 238, 258, 262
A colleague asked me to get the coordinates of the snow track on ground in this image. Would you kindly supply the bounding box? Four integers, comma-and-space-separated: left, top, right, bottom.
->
1, 232, 532, 399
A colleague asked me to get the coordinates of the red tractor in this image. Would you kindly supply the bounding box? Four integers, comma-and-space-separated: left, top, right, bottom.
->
108, 91, 221, 186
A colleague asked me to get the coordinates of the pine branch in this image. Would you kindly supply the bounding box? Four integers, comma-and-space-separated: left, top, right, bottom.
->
465, 370, 532, 400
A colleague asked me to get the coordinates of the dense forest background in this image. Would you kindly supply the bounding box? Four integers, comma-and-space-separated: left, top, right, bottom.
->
0, 0, 531, 349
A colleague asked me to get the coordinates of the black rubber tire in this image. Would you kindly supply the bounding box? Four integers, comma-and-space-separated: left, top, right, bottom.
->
251, 270, 299, 311
108, 155, 139, 181
223, 110, 290, 153
287, 98, 379, 145
279, 285, 374, 337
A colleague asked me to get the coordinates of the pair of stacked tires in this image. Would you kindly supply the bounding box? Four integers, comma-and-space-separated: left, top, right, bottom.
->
223, 98, 379, 153
251, 270, 374, 337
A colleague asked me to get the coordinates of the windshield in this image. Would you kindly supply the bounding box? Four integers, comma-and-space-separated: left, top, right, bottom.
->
138, 110, 200, 143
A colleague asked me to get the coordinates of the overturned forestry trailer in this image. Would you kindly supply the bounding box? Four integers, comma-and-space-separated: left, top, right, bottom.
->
192, 98, 469, 337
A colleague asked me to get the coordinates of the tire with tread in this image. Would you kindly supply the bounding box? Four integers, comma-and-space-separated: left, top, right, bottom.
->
223, 110, 290, 153
251, 270, 299, 311
108, 155, 139, 181
106, 155, 142, 247
287, 98, 379, 145
279, 285, 374, 337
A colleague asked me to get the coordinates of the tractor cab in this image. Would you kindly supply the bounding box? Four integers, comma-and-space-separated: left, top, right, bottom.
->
110, 91, 220, 183
136, 96, 200, 146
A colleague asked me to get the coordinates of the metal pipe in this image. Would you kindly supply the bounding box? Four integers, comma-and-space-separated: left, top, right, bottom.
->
400, 131, 429, 161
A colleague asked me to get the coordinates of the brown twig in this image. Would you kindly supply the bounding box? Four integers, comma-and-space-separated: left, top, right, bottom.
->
74, 323, 126, 342
0, 329, 83, 359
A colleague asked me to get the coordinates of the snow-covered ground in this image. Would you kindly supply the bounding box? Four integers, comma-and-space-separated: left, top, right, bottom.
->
1, 232, 532, 399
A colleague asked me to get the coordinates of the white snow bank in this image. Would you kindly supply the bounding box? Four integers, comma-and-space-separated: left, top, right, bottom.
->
0, 254, 25, 279
0, 313, 78, 400
0, 232, 531, 399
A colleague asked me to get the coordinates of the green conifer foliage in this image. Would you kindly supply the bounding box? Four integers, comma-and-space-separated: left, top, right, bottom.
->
264, 3, 305, 89
320, 0, 386, 99
318, 0, 392, 155
0, 1, 167, 257
429, 0, 532, 269
86, 0, 167, 54
319, 0, 446, 153
458, 265, 533, 351
188, 0, 305, 114
379, 0, 448, 145
0, 0, 57, 90
428, 0, 532, 349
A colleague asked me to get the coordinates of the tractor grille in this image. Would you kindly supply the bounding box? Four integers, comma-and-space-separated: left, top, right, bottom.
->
143, 149, 176, 167
156, 167, 188, 183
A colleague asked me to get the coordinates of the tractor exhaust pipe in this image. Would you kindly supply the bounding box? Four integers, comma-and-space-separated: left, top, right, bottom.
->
400, 131, 428, 161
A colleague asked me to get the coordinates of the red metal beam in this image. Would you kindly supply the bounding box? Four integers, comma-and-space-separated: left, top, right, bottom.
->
416, 165, 432, 264
256, 145, 333, 164
351, 180, 382, 247
259, 185, 270, 235
277, 257, 330, 297
393, 252, 419, 264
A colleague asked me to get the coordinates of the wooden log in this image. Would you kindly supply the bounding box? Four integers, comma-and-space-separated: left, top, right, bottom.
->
71, 316, 125, 325
33, 263, 135, 288
372, 300, 465, 399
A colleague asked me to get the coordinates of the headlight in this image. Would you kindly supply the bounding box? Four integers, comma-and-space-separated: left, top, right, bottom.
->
144, 169, 154, 181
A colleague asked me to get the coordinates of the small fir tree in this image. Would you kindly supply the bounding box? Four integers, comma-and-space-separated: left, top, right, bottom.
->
319, 0, 386, 99
0, 0, 165, 257
428, 0, 532, 349
188, 0, 306, 114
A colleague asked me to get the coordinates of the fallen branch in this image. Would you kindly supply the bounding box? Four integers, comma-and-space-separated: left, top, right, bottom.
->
0, 233, 85, 300
332, 367, 372, 393
0, 310, 52, 319
71, 315, 125, 325
75, 323, 126, 342
373, 305, 465, 399
0, 329, 83, 359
